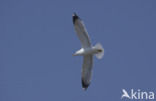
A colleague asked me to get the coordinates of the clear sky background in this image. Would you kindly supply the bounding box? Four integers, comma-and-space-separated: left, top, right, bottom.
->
1, 0, 156, 101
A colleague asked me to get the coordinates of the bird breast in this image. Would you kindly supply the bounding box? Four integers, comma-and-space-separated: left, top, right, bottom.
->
83, 47, 100, 55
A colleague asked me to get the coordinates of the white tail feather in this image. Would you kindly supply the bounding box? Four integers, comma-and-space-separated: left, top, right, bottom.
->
94, 43, 104, 59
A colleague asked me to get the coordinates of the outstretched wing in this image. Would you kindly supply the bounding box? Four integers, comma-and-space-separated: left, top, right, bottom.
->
73, 13, 91, 48
81, 55, 93, 90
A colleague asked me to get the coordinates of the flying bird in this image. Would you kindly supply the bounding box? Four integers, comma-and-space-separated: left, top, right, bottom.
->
72, 13, 104, 90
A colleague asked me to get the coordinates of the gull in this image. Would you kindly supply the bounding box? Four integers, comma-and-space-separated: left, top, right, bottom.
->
72, 13, 104, 90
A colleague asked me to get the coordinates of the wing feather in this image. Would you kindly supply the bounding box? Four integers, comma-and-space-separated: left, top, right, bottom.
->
73, 13, 91, 48
81, 55, 93, 90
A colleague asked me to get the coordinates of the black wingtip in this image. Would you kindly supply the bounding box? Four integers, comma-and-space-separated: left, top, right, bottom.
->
82, 79, 90, 90
72, 12, 79, 24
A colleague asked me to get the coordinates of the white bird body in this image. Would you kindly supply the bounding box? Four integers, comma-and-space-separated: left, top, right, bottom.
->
73, 47, 102, 56
72, 13, 104, 90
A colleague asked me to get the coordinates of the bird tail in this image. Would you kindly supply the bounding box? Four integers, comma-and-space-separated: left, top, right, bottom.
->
94, 43, 104, 59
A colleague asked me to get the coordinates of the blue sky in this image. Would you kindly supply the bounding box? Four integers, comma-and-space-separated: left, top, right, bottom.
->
0, 0, 156, 101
